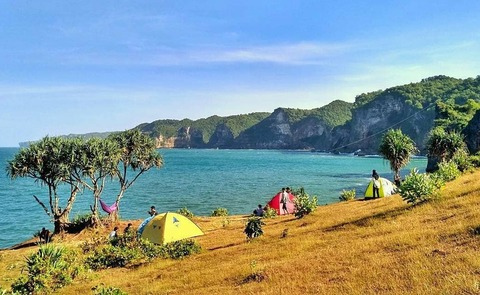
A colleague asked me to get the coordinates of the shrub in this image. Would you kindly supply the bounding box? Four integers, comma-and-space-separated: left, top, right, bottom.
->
81, 236, 108, 254
160, 239, 202, 259
177, 207, 194, 218
85, 236, 163, 270
85, 245, 142, 270
211, 207, 229, 217
244, 217, 265, 240
469, 152, 480, 168
262, 206, 277, 218
93, 284, 128, 295
434, 160, 461, 182
221, 217, 231, 227
399, 168, 442, 205
452, 149, 473, 172
11, 245, 83, 294
339, 189, 356, 201
70, 213, 93, 228
293, 188, 318, 218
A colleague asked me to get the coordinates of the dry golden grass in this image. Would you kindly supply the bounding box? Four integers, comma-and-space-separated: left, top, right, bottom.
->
2, 170, 480, 294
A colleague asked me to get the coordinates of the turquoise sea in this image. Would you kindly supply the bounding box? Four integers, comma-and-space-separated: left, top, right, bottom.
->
0, 147, 427, 248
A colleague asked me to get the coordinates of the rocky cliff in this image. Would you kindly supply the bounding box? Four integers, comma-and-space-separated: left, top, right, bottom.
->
35, 76, 477, 155
329, 92, 435, 154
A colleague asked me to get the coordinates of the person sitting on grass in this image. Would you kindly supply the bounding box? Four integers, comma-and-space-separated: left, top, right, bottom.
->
39, 227, 51, 244
253, 204, 264, 217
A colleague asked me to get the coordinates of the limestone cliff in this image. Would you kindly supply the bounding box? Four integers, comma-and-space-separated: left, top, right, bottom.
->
329, 93, 435, 154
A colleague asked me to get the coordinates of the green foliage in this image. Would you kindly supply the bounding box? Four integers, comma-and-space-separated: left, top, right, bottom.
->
433, 161, 461, 182
451, 149, 473, 172
399, 169, 443, 205
11, 245, 83, 294
70, 213, 93, 229
160, 239, 202, 259
262, 206, 277, 219
177, 207, 194, 218
244, 217, 265, 240
283, 100, 353, 128
7, 136, 84, 232
85, 234, 201, 269
85, 236, 163, 270
379, 129, 418, 181
92, 284, 128, 295
339, 189, 356, 201
211, 207, 229, 217
81, 236, 107, 254
137, 112, 270, 143
293, 187, 318, 218
468, 152, 480, 168
85, 245, 142, 270
427, 127, 467, 163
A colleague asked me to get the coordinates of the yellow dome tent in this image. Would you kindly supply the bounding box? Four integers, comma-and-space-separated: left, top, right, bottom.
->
364, 177, 397, 198
138, 212, 204, 245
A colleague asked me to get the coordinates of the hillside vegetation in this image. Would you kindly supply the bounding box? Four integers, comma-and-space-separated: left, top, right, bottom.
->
136, 112, 271, 142
2, 170, 480, 294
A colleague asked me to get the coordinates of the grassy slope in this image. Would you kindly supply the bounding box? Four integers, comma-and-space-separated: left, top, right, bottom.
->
2, 170, 480, 294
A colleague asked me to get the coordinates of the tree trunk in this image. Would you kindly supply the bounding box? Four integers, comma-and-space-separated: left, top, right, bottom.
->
53, 213, 70, 234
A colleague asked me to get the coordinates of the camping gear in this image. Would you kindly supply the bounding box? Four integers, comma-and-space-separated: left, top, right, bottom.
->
99, 199, 117, 214
138, 212, 204, 245
267, 192, 296, 215
364, 177, 396, 198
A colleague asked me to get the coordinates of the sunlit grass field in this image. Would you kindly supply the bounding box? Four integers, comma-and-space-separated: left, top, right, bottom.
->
2, 170, 480, 294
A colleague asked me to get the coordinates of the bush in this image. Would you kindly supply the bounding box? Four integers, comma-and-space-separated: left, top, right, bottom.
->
262, 206, 277, 218
244, 217, 265, 240
160, 239, 202, 259
93, 284, 128, 295
469, 152, 480, 168
11, 245, 83, 294
399, 168, 442, 205
434, 160, 461, 182
293, 188, 318, 218
211, 207, 229, 217
339, 189, 356, 201
177, 207, 194, 218
85, 236, 163, 270
85, 245, 142, 270
81, 236, 108, 254
452, 149, 472, 172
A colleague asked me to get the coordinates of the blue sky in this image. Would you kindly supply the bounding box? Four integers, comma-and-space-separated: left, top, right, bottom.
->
1, 1, 479, 147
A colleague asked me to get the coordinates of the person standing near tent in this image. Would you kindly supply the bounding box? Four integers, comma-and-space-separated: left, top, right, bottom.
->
372, 170, 380, 198
148, 206, 157, 216
280, 187, 290, 214
109, 226, 118, 240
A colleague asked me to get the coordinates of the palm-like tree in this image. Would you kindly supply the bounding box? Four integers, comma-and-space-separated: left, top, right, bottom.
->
379, 129, 418, 184
7, 137, 82, 233
109, 130, 164, 221
427, 127, 467, 163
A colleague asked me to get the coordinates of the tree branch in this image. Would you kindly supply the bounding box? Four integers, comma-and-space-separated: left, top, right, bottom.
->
33, 195, 52, 218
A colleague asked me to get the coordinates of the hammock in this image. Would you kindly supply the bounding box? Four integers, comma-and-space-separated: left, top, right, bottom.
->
99, 199, 117, 214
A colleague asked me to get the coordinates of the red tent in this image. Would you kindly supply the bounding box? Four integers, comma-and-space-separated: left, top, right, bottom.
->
267, 192, 295, 215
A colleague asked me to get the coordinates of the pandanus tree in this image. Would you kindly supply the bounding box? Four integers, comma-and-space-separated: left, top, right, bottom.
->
109, 130, 163, 221
426, 127, 467, 164
379, 129, 418, 184
73, 137, 120, 226
6, 137, 82, 233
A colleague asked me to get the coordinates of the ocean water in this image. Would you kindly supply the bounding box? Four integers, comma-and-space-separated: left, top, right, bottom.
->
0, 148, 427, 248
